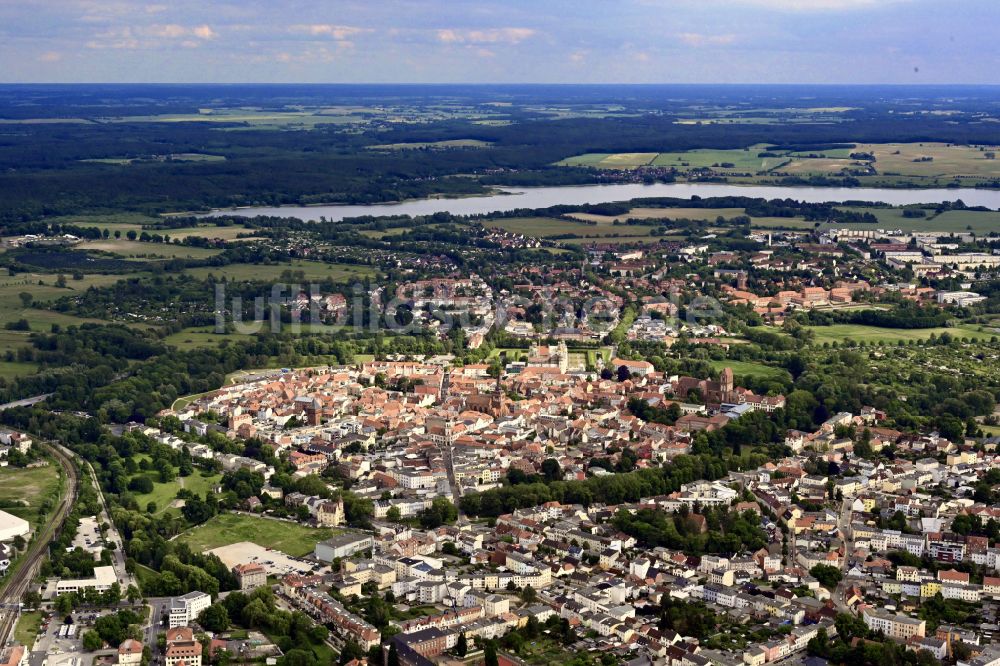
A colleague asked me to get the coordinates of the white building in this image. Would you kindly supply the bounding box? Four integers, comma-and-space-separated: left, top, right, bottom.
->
0, 510, 29, 542
168, 591, 212, 628
54, 565, 117, 595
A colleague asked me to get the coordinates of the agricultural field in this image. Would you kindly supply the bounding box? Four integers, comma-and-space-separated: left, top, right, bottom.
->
0, 272, 137, 336
651, 148, 786, 172
855, 142, 1000, 180
557, 152, 658, 169
182, 260, 375, 282
485, 216, 615, 237
0, 464, 63, 531
79, 240, 222, 259
162, 226, 262, 242
805, 323, 995, 346
569, 207, 745, 224
176, 513, 336, 557
833, 206, 1000, 234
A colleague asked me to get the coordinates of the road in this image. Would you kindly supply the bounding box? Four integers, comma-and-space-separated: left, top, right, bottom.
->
832, 495, 854, 614
0, 394, 51, 412
0, 440, 79, 647
69, 448, 137, 591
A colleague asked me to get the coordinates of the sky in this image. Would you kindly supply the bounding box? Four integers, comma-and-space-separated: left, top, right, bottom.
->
1, 0, 998, 84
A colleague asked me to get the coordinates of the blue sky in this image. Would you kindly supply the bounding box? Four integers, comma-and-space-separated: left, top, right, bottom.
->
1, 0, 997, 84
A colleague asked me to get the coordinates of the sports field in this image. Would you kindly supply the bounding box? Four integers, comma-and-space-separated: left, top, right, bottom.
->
176, 513, 335, 557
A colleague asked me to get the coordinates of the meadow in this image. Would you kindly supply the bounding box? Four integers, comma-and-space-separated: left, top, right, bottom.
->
79, 240, 222, 259
176, 513, 336, 557
0, 464, 63, 531
833, 207, 1000, 234
805, 323, 995, 346
182, 260, 375, 282
708, 359, 791, 382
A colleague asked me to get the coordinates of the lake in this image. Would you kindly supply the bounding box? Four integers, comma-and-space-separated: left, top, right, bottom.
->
201, 182, 1000, 222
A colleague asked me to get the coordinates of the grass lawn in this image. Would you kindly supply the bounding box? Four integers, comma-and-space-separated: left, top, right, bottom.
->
0, 361, 39, 379
0, 464, 63, 531
175, 513, 336, 557
805, 323, 995, 345
709, 359, 791, 382
13, 610, 43, 648
182, 261, 374, 282
128, 459, 222, 516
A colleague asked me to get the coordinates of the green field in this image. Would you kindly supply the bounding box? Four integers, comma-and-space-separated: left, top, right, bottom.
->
805, 323, 995, 345
128, 458, 222, 516
183, 261, 374, 282
13, 610, 43, 648
0, 361, 39, 379
0, 464, 63, 531
834, 207, 1000, 234
708, 359, 791, 382
79, 240, 222, 259
176, 513, 336, 557
163, 326, 257, 351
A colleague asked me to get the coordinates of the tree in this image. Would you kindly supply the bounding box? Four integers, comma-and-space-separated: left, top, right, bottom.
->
198, 604, 230, 632
484, 642, 499, 666
810, 564, 843, 589
18, 292, 33, 308
520, 585, 537, 605
617, 365, 631, 382
456, 632, 468, 657
541, 458, 562, 482
126, 584, 143, 605
387, 643, 400, 666
82, 630, 104, 651
386, 506, 401, 522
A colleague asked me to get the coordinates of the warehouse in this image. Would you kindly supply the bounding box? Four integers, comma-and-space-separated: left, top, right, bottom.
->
0, 509, 29, 542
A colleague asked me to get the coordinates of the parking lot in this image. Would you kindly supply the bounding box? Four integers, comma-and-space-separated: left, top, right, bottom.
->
30, 610, 117, 666
207, 541, 328, 578
69, 517, 103, 559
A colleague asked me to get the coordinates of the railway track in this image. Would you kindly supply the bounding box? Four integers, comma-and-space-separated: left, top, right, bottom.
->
0, 439, 79, 647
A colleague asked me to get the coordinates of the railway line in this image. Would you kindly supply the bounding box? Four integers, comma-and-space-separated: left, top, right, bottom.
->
0, 439, 79, 648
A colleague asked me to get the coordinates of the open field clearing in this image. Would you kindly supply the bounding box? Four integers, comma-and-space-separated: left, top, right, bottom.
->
159, 226, 260, 241
651, 148, 786, 171
79, 240, 222, 259
708, 359, 791, 382
0, 464, 63, 531
557, 152, 658, 168
805, 323, 995, 345
368, 139, 492, 150
163, 326, 257, 351
183, 260, 374, 282
176, 513, 335, 557
0, 272, 138, 334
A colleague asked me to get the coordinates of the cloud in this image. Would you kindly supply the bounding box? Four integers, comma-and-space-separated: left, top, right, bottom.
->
436, 28, 536, 44
38, 51, 63, 63
678, 32, 736, 46
86, 23, 217, 49
86, 27, 140, 49
686, 0, 911, 10
292, 24, 367, 40
192, 25, 217, 40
